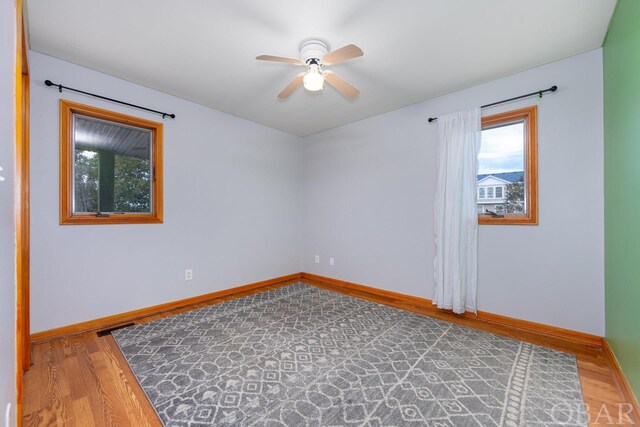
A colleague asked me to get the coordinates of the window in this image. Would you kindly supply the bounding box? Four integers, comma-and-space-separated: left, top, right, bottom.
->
477, 106, 537, 225
479, 187, 486, 198
60, 100, 163, 224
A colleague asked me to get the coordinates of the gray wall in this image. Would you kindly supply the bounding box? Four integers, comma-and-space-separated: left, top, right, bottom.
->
302, 49, 605, 336
29, 48, 605, 338
0, 0, 16, 424
30, 52, 302, 333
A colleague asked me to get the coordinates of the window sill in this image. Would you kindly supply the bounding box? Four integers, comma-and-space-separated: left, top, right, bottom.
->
478, 214, 537, 226
60, 213, 163, 225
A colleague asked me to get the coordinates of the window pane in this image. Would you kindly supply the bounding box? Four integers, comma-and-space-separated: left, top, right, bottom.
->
114, 153, 151, 212
73, 115, 152, 213
478, 121, 526, 214
479, 187, 485, 198
74, 149, 99, 212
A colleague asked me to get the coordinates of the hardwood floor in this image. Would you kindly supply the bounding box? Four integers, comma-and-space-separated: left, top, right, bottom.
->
23, 278, 637, 426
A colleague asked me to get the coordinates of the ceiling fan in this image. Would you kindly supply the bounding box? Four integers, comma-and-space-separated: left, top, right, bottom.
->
256, 39, 363, 99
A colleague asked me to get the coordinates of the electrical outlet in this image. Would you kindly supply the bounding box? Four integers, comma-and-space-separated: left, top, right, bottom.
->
329, 257, 335, 266
185, 269, 193, 281
314, 255, 320, 264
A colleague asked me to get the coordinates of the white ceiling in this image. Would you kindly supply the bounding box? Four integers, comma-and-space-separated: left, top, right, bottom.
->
26, 0, 616, 136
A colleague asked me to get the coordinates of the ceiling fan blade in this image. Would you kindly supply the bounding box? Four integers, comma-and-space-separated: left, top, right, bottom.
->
277, 73, 305, 99
322, 44, 364, 65
256, 55, 302, 65
324, 71, 360, 98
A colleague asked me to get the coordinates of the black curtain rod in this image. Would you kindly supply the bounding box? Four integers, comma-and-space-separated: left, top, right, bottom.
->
44, 79, 176, 119
427, 85, 557, 123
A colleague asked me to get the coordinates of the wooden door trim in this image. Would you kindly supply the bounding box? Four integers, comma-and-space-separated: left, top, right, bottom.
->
15, 0, 30, 423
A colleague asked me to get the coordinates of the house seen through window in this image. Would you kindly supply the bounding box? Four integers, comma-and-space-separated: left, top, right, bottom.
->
478, 120, 525, 214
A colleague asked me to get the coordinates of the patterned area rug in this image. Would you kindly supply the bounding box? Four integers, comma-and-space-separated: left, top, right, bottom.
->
113, 283, 587, 426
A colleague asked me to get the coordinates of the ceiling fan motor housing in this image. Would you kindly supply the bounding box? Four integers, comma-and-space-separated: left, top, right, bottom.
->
299, 38, 329, 65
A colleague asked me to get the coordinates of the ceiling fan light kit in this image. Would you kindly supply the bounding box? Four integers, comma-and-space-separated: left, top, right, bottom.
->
256, 38, 363, 99
303, 61, 324, 91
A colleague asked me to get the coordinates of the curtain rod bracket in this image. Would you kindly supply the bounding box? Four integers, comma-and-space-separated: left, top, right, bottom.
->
44, 79, 176, 119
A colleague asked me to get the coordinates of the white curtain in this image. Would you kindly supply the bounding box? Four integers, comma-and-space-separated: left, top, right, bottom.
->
433, 108, 481, 314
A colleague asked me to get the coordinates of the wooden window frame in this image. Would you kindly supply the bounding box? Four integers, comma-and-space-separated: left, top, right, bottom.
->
479, 105, 538, 225
60, 100, 164, 225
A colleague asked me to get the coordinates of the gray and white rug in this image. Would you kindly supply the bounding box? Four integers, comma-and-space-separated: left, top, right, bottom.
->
113, 283, 587, 426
